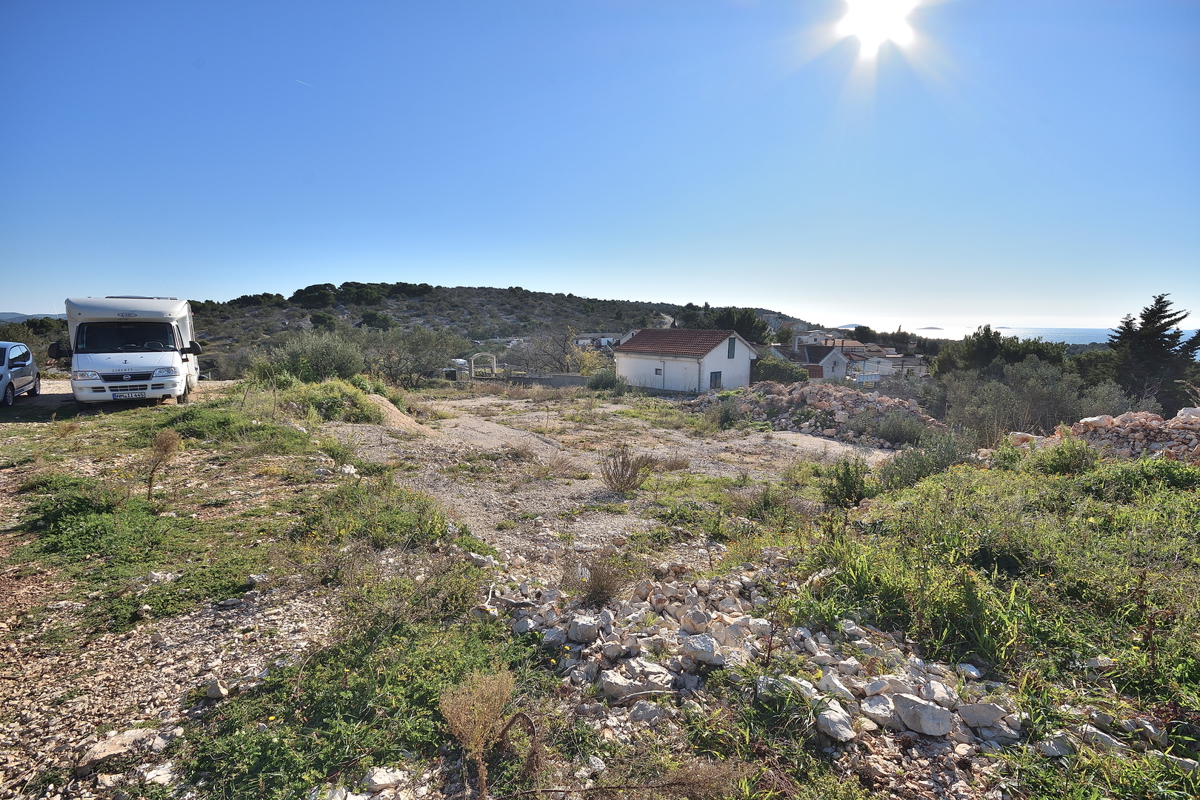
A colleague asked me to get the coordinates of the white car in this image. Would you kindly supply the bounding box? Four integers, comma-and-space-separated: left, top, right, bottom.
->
0, 341, 41, 407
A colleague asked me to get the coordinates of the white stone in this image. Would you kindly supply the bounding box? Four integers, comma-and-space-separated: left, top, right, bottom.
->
543, 628, 568, 649
816, 670, 855, 704
362, 767, 408, 792
513, 618, 537, 635
860, 695, 898, 728
568, 616, 600, 643
678, 608, 710, 635
956, 664, 983, 680
629, 700, 666, 725
75, 729, 155, 775
681, 634, 723, 665
920, 680, 958, 709
893, 693, 953, 737
1037, 732, 1076, 758
1077, 723, 1127, 752
957, 703, 1007, 729
816, 700, 857, 742
1160, 753, 1200, 772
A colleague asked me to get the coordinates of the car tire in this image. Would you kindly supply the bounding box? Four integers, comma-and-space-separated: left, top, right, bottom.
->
29, 376, 41, 396
2, 384, 14, 407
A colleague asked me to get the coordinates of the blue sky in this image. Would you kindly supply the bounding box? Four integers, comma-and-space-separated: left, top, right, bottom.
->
2, 0, 1198, 330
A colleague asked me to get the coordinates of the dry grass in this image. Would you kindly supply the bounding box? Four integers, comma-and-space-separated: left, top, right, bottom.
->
600, 443, 653, 493
440, 670, 516, 798
562, 554, 644, 609
145, 428, 181, 499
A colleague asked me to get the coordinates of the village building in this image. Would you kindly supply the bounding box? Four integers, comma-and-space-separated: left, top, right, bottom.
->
614, 329, 757, 392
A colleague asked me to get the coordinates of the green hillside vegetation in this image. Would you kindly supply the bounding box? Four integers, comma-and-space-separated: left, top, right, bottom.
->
179, 283, 815, 379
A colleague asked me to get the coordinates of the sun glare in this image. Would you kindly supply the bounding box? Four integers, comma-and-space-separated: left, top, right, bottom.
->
838, 0, 918, 58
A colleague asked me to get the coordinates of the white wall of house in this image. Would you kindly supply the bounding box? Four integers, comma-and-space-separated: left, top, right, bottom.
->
819, 350, 850, 379
616, 353, 700, 391
615, 335, 755, 392
698, 335, 754, 390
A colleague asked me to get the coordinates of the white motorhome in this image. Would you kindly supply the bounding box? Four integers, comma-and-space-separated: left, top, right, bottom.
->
49, 297, 203, 407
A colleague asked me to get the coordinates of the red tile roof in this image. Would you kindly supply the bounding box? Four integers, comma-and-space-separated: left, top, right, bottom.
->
614, 329, 740, 358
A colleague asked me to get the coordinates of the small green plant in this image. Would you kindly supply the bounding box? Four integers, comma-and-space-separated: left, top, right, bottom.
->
818, 456, 878, 508
587, 370, 629, 395
1025, 430, 1098, 475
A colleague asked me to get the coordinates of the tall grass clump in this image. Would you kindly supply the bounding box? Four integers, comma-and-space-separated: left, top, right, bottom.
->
441, 670, 516, 798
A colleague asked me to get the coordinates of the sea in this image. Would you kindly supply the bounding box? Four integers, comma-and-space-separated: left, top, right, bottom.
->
870, 327, 1200, 346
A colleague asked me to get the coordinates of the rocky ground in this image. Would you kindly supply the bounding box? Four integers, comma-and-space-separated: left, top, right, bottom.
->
2, 383, 1197, 799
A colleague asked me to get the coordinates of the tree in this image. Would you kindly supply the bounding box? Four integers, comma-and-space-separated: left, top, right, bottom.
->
752, 356, 808, 384
369, 327, 467, 388
358, 309, 395, 330
932, 325, 1065, 378
684, 307, 771, 343
290, 283, 337, 309
1108, 294, 1200, 413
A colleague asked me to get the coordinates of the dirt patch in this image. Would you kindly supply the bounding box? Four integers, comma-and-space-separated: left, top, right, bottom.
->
365, 394, 439, 437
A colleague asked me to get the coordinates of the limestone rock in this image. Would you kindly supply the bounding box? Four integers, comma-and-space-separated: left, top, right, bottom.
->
362, 766, 409, 792
893, 693, 953, 737
957, 703, 1006, 729
816, 700, 857, 742
76, 729, 155, 775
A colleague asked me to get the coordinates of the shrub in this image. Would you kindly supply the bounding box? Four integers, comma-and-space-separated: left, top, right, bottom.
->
877, 429, 977, 491
873, 411, 927, 446
1025, 431, 1098, 476
587, 370, 628, 396
753, 356, 808, 384
440, 670, 516, 798
600, 444, 653, 493
818, 456, 878, 508
563, 554, 643, 608
704, 396, 743, 429
1075, 458, 1200, 502
270, 330, 365, 382
279, 380, 385, 424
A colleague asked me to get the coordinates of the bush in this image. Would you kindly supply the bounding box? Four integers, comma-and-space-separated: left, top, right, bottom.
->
878, 429, 977, 491
1024, 431, 1098, 476
874, 411, 928, 446
291, 479, 448, 551
563, 554, 643, 608
279, 380, 385, 424
270, 330, 365, 382
704, 396, 744, 429
1075, 458, 1200, 502
587, 370, 629, 395
819, 456, 879, 508
753, 356, 808, 384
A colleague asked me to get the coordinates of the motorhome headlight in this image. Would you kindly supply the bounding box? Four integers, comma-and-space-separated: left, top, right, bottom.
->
72, 370, 99, 381
152, 367, 180, 377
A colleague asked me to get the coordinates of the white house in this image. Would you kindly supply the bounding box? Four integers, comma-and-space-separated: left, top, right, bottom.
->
614, 329, 757, 392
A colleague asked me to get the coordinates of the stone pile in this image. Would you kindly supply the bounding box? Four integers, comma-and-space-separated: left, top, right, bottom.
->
686, 382, 944, 448
477, 545, 1199, 797
1010, 408, 1200, 462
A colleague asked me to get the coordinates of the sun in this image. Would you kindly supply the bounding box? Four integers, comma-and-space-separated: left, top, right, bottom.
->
837, 0, 919, 58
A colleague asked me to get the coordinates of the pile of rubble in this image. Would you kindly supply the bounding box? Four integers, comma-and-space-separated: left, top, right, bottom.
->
473, 547, 1196, 797
1010, 408, 1200, 462
686, 382, 944, 448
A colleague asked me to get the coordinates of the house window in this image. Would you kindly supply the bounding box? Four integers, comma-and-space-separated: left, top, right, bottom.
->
654, 368, 663, 375
727, 337, 736, 359
709, 371, 722, 389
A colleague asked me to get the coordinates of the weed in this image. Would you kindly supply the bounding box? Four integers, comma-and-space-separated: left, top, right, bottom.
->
563, 554, 644, 608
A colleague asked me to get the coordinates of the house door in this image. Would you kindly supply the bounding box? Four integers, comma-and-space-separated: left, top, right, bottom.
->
654, 362, 666, 389
709, 371, 722, 390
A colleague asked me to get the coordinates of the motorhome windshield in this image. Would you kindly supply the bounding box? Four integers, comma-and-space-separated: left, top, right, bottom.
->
75, 322, 178, 354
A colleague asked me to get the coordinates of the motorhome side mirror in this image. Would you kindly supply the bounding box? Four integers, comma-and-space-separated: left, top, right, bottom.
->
48, 342, 70, 360
186, 341, 204, 355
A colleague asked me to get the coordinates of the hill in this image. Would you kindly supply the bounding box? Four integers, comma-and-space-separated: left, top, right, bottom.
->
187, 282, 816, 377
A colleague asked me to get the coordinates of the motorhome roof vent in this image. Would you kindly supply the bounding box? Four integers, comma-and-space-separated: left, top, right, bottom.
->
104, 296, 179, 300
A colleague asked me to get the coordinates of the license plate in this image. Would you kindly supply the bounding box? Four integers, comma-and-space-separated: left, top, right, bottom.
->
112, 392, 146, 400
